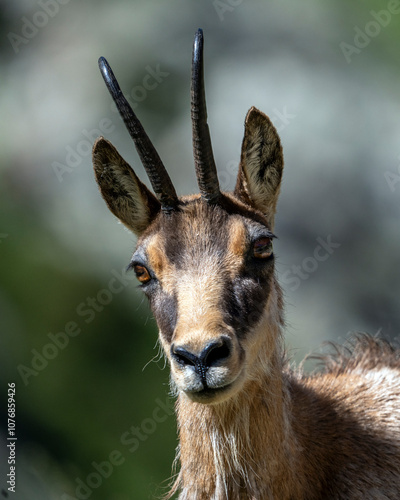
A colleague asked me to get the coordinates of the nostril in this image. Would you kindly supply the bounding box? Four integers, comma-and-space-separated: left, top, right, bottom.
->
171, 338, 232, 373
201, 338, 231, 368
171, 345, 198, 367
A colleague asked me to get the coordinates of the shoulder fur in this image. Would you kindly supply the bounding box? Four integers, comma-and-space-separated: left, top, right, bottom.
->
308, 333, 400, 375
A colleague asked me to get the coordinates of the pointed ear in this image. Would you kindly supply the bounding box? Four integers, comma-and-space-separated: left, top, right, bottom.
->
234, 107, 284, 229
92, 137, 160, 235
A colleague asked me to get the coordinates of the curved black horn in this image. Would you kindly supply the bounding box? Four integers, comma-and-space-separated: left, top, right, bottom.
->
98, 57, 178, 212
191, 29, 221, 204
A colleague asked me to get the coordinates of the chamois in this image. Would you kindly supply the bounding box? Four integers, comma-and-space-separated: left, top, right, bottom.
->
92, 29, 400, 499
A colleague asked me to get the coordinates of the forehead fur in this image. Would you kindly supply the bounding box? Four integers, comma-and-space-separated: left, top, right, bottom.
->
137, 193, 271, 257
143, 198, 234, 278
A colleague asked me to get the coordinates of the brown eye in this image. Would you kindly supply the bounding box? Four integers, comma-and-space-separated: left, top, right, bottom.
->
253, 237, 273, 259
133, 264, 151, 284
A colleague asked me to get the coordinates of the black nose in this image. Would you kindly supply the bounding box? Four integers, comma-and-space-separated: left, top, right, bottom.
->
171, 337, 232, 378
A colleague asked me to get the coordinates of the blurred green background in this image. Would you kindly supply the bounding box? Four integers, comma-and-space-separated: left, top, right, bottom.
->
0, 0, 399, 498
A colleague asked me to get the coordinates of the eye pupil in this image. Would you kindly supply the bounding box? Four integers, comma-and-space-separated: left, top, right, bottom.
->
253, 237, 273, 259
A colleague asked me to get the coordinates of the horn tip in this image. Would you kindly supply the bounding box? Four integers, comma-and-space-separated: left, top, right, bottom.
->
194, 28, 204, 49
98, 56, 110, 80
98, 56, 121, 96
98, 56, 108, 71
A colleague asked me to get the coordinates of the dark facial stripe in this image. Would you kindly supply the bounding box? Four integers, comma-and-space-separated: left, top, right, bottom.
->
221, 260, 274, 339
150, 288, 178, 343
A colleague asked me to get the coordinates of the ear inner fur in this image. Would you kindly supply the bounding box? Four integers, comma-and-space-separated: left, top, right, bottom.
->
234, 106, 284, 229
92, 137, 160, 235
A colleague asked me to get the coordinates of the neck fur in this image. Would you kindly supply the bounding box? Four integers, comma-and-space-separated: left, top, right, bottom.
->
167, 304, 303, 499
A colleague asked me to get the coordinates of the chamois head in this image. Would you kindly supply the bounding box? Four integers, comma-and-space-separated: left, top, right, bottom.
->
93, 29, 284, 405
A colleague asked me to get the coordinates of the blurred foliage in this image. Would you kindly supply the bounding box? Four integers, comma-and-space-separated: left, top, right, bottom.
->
0, 0, 399, 498
0, 185, 177, 498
